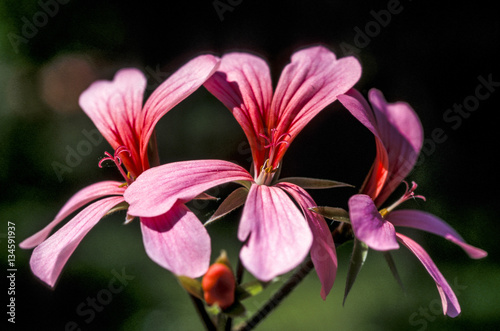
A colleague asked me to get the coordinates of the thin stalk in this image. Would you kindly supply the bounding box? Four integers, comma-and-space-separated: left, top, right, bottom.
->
189, 294, 216, 331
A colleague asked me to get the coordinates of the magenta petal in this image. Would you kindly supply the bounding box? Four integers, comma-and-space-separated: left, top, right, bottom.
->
348, 194, 399, 251
204, 52, 272, 171
272, 46, 362, 143
388, 210, 487, 259
396, 233, 461, 317
277, 182, 337, 300
29, 196, 125, 287
125, 160, 253, 217
238, 184, 313, 281
140, 202, 210, 278
141, 55, 219, 158
20, 181, 125, 249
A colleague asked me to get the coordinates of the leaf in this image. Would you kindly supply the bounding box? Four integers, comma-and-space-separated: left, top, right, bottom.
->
383, 251, 405, 293
205, 187, 248, 226
279, 177, 354, 189
343, 238, 369, 305
235, 280, 265, 301
177, 276, 204, 300
310, 206, 350, 223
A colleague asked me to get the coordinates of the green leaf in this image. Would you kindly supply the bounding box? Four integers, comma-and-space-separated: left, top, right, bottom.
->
177, 276, 204, 300
279, 177, 354, 189
205, 187, 249, 226
383, 251, 405, 293
310, 206, 350, 223
235, 280, 265, 301
344, 239, 369, 305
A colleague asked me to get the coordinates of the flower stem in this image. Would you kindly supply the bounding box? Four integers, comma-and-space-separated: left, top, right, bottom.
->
189, 294, 216, 331
236, 256, 314, 331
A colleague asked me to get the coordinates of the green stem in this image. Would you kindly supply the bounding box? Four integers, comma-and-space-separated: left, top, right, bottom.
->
189, 294, 216, 331
236, 256, 314, 331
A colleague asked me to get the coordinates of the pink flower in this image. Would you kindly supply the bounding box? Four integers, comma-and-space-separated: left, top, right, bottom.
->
125, 46, 362, 299
20, 55, 219, 287
338, 89, 487, 317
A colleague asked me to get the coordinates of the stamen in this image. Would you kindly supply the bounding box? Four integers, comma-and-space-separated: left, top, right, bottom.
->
98, 146, 132, 183
258, 128, 291, 172
385, 181, 426, 214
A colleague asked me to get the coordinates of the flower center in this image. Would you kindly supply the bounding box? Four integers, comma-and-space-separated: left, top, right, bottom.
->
258, 128, 290, 172
380, 181, 426, 217
98, 146, 132, 185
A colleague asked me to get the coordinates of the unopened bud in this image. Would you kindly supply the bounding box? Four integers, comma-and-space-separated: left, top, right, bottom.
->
202, 263, 236, 309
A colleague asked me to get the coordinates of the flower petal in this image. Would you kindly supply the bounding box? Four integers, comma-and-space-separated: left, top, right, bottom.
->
396, 233, 461, 317
140, 202, 211, 278
204, 53, 272, 172
348, 194, 399, 250
79, 69, 146, 177
20, 181, 125, 249
388, 210, 487, 259
141, 55, 219, 162
368, 89, 424, 205
271, 46, 362, 167
238, 184, 313, 281
29, 196, 125, 287
277, 182, 337, 300
125, 160, 253, 217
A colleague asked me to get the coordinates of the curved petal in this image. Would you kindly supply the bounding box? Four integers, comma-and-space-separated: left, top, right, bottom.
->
204, 53, 272, 172
387, 210, 487, 259
271, 46, 362, 168
141, 55, 220, 163
125, 160, 253, 217
79, 69, 146, 177
277, 182, 337, 300
238, 184, 313, 281
20, 181, 125, 249
396, 233, 460, 317
29, 196, 125, 288
140, 202, 211, 278
348, 194, 399, 250
368, 89, 424, 205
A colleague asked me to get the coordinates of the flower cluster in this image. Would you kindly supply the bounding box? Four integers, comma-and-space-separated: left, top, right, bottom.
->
21, 46, 486, 320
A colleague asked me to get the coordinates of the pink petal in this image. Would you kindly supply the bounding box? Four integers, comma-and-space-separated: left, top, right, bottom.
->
204, 53, 272, 172
20, 181, 125, 249
140, 202, 211, 278
238, 184, 313, 281
271, 46, 362, 167
141, 55, 219, 162
125, 160, 253, 217
277, 182, 337, 300
387, 210, 487, 259
396, 233, 461, 317
368, 89, 424, 205
79, 68, 146, 177
29, 196, 125, 288
348, 194, 399, 250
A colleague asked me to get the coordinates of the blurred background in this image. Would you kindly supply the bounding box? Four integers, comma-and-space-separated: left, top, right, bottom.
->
1, 0, 498, 330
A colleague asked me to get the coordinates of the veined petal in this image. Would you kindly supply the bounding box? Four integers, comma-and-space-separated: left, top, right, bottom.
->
125, 160, 253, 217
79, 69, 146, 177
388, 210, 487, 259
204, 53, 272, 171
238, 184, 313, 281
20, 181, 125, 249
271, 46, 362, 167
338, 90, 389, 201
141, 55, 220, 164
348, 194, 399, 251
277, 182, 337, 300
140, 202, 211, 278
396, 233, 461, 317
368, 89, 424, 205
29, 196, 125, 288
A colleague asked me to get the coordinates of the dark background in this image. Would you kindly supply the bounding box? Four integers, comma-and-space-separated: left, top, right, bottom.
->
1, 0, 498, 330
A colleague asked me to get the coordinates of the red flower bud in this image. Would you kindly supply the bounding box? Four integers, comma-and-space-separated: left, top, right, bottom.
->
202, 263, 236, 309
